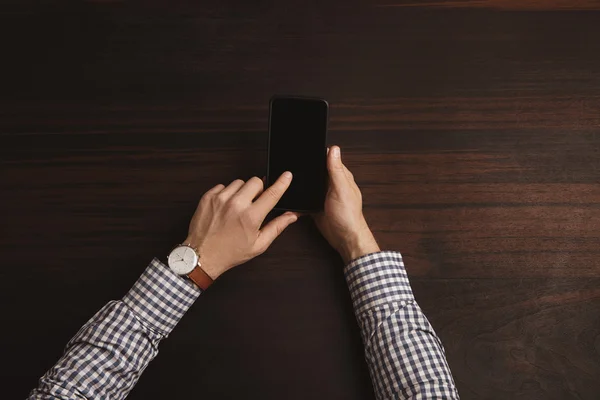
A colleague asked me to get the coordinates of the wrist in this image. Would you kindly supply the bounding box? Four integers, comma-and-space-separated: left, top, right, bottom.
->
339, 224, 380, 264
183, 236, 224, 280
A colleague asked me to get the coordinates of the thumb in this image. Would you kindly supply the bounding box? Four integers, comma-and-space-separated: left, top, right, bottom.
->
255, 212, 298, 253
327, 145, 346, 185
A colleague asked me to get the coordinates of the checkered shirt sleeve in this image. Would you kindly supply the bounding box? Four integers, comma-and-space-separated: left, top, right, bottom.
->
345, 251, 459, 399
29, 258, 201, 400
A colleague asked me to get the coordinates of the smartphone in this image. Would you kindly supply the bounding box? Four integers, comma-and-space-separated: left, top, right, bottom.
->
266, 96, 329, 212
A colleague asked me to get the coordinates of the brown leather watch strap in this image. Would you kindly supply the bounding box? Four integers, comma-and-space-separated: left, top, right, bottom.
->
187, 264, 214, 290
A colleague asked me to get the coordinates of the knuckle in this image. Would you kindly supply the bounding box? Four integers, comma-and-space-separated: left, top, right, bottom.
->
199, 194, 211, 205
266, 187, 280, 200
275, 224, 284, 236
274, 179, 288, 192
216, 192, 228, 203
331, 162, 344, 171
229, 197, 245, 210
250, 176, 263, 187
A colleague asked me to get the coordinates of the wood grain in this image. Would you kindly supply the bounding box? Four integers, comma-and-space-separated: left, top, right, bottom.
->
381, 0, 600, 10
1, 1, 599, 399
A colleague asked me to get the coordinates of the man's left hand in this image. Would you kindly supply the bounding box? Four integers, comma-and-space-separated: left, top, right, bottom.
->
184, 172, 298, 279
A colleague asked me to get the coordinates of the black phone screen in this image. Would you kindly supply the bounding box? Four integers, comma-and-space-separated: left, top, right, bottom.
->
267, 97, 328, 212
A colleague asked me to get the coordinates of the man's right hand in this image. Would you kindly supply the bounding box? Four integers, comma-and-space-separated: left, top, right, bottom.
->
315, 146, 380, 264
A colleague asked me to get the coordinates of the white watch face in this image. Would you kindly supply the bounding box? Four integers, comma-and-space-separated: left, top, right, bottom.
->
167, 245, 198, 275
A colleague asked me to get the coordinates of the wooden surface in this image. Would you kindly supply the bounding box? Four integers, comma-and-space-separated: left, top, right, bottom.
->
1, 1, 600, 399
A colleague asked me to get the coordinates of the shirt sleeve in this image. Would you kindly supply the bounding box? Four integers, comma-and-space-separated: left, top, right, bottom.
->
344, 251, 459, 400
29, 258, 201, 400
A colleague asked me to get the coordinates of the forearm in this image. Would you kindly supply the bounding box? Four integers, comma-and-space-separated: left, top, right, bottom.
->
28, 170, 297, 399
29, 258, 201, 400
345, 251, 459, 400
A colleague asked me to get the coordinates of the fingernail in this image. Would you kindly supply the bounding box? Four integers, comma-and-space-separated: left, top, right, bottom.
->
283, 171, 292, 179
332, 146, 340, 158
289, 213, 298, 222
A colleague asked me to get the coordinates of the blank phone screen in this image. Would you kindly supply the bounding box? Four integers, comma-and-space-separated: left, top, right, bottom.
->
267, 97, 328, 211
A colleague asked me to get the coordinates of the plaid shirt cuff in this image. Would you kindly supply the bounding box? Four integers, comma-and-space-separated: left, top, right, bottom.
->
123, 258, 201, 336
344, 251, 414, 316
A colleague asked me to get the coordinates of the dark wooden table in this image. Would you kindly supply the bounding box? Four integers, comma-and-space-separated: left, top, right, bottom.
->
2, 1, 599, 399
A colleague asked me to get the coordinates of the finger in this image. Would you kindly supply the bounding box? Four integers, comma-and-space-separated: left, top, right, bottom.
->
252, 171, 293, 216
255, 212, 298, 253
236, 176, 264, 201
219, 179, 245, 200
327, 145, 346, 186
261, 176, 267, 190
290, 211, 303, 219
204, 183, 225, 197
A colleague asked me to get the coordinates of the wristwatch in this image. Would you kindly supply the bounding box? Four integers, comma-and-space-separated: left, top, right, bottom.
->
167, 243, 214, 290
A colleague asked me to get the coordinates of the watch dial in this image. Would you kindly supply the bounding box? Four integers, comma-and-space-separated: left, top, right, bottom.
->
168, 246, 197, 275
